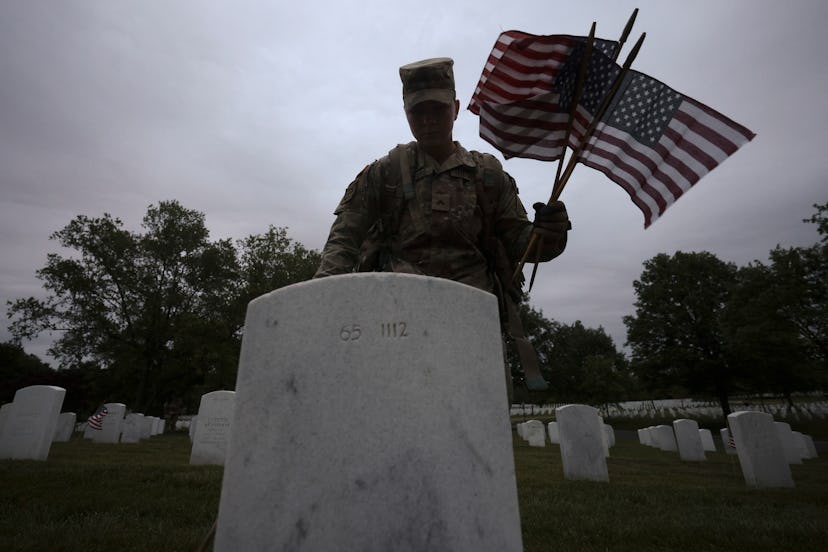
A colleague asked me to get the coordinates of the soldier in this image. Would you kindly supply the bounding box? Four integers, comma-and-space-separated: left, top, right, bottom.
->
314, 57, 571, 400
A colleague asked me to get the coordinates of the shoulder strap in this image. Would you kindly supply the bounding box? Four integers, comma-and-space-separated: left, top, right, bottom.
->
471, 152, 548, 392
379, 143, 414, 238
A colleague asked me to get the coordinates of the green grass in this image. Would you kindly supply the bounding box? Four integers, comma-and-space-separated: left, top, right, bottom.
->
1, 431, 826, 551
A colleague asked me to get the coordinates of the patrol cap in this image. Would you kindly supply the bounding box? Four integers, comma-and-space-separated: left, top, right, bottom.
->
399, 57, 456, 111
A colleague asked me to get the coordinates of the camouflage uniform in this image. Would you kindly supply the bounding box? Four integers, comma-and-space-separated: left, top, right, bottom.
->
314, 140, 563, 290
314, 57, 570, 402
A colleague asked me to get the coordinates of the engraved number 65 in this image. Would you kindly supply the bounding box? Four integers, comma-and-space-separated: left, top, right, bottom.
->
339, 324, 361, 341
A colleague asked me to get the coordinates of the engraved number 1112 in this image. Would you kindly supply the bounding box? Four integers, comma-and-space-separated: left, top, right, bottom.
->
381, 322, 408, 338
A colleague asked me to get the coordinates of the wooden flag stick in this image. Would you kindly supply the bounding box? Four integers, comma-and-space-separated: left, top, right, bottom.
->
513, 32, 646, 281
612, 8, 639, 61
550, 32, 645, 201
526, 22, 597, 290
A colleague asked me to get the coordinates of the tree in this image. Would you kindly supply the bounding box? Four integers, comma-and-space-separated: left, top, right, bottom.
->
508, 298, 630, 405
7, 201, 241, 413
624, 251, 738, 415
6, 202, 321, 414
545, 321, 630, 406
721, 203, 828, 400
721, 263, 816, 406
0, 342, 55, 404
768, 203, 828, 370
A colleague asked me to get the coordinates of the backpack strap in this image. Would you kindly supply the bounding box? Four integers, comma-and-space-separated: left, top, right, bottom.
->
471, 152, 548, 392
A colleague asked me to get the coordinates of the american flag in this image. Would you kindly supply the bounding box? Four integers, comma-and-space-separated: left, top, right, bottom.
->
470, 32, 755, 227
87, 405, 108, 431
468, 31, 618, 161
567, 48, 756, 227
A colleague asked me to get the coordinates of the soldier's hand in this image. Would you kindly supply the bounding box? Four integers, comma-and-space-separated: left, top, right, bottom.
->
532, 201, 571, 238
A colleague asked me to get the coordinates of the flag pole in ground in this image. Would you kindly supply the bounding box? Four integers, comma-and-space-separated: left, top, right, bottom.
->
514, 31, 647, 281
526, 22, 597, 290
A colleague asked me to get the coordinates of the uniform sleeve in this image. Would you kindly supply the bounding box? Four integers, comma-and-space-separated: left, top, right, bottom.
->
493, 170, 566, 263
313, 163, 382, 278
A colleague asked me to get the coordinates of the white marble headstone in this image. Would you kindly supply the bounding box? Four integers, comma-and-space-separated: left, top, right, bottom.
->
189, 390, 235, 465
214, 273, 523, 551
774, 421, 803, 464
523, 419, 546, 447
698, 428, 717, 452
0, 385, 65, 460
673, 419, 706, 462
653, 424, 678, 452
720, 428, 737, 455
556, 404, 608, 482
0, 403, 12, 438
802, 434, 818, 459
52, 412, 76, 442
547, 421, 559, 444
142, 417, 151, 436
188, 416, 198, 442
728, 411, 794, 488
120, 413, 145, 444
91, 403, 126, 444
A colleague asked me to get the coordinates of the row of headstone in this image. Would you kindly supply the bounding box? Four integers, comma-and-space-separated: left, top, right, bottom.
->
0, 385, 66, 460
0, 393, 171, 460
548, 399, 828, 421
638, 412, 819, 488
80, 403, 166, 444
638, 421, 719, 458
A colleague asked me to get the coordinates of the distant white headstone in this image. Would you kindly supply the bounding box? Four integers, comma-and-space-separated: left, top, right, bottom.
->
144, 417, 151, 436
728, 411, 794, 488
603, 424, 616, 448
523, 419, 546, 447
547, 421, 559, 444
214, 273, 523, 551
0, 403, 13, 439
720, 428, 737, 455
637, 428, 648, 445
673, 419, 706, 462
802, 434, 818, 459
190, 390, 235, 465
774, 421, 803, 464
121, 413, 145, 444
189, 416, 198, 442
91, 403, 126, 444
53, 412, 76, 442
653, 425, 678, 452
0, 385, 66, 460
791, 431, 814, 460
556, 404, 609, 482
698, 428, 717, 452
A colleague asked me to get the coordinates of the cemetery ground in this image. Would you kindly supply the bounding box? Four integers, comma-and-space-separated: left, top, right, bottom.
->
1, 419, 826, 552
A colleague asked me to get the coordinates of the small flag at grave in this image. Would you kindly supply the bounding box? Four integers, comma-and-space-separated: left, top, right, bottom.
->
87, 406, 108, 431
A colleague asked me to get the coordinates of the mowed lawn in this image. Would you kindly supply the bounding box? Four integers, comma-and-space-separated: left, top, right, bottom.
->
1, 427, 826, 552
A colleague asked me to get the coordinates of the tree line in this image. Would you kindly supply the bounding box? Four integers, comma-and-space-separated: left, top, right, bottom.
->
3, 201, 826, 418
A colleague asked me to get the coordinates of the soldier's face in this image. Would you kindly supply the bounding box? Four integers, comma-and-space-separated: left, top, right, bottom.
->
405, 100, 459, 148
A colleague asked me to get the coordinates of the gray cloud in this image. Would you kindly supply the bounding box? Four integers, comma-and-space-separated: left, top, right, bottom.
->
2, 0, 825, 362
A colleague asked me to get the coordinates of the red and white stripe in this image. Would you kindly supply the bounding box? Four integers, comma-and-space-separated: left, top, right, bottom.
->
469, 32, 585, 161
575, 94, 755, 227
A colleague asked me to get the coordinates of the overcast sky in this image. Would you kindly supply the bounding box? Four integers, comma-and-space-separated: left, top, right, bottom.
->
1, 0, 826, 365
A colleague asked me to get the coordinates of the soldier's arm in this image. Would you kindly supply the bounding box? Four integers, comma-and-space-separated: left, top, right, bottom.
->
314, 164, 380, 278
493, 171, 567, 263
